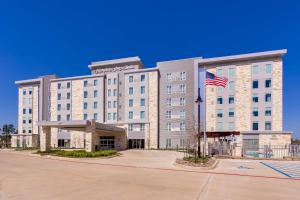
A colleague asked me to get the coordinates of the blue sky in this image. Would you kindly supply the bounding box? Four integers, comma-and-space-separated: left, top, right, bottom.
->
0, 0, 299, 138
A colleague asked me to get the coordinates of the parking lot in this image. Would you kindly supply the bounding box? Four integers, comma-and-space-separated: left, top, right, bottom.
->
0, 150, 299, 200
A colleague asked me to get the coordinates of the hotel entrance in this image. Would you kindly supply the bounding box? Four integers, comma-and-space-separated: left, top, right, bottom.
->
128, 139, 144, 149
99, 136, 115, 150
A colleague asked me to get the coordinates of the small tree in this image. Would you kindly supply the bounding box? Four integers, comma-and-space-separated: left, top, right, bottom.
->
1, 124, 15, 148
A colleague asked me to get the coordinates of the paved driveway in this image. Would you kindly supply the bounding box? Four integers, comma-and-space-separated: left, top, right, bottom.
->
0, 150, 299, 200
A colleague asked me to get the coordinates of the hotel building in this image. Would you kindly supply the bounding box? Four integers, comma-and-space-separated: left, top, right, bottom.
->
12, 49, 292, 155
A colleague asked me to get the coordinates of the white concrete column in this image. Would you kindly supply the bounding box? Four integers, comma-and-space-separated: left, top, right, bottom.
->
40, 126, 51, 152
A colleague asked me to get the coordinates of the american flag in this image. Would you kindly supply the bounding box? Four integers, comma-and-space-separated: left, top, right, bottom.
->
206, 71, 228, 87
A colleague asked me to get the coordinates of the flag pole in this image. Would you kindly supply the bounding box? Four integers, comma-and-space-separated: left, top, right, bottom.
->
203, 67, 207, 157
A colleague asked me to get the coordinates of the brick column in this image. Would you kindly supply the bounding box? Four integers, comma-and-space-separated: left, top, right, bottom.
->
40, 126, 51, 152
85, 120, 96, 152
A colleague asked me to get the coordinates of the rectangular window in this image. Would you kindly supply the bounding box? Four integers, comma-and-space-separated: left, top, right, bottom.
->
140, 111, 145, 119
166, 73, 172, 82
108, 113, 111, 120
140, 124, 145, 131
29, 108, 32, 114
167, 123, 171, 131
265, 64, 272, 74
113, 113, 117, 120
128, 124, 133, 132
141, 74, 145, 82
217, 69, 223, 77
252, 65, 259, 75
228, 68, 236, 77
229, 96, 235, 104
252, 94, 259, 103
228, 122, 235, 130
28, 118, 32, 124
113, 89, 117, 96
113, 101, 117, 108
180, 110, 185, 119
252, 107, 259, 117
107, 79, 111, 85
94, 79, 98, 86
23, 89, 26, 95
94, 101, 98, 109
84, 114, 88, 120
217, 122, 223, 131
67, 82, 71, 88
252, 80, 259, 89
57, 93, 61, 100
22, 117, 26, 124
265, 79, 271, 88
67, 114, 71, 121
129, 87, 133, 95
128, 99, 133, 107
166, 98, 171, 106
128, 111, 133, 119
84, 91, 88, 98
113, 78, 117, 85
57, 83, 61, 90
180, 84, 186, 93
57, 104, 61, 111
180, 97, 185, 106
265, 107, 272, 116
141, 86, 145, 94
94, 90, 98, 97
57, 115, 61, 121
167, 85, 172, 94
108, 101, 111, 108
217, 109, 223, 118
180, 72, 186, 81
67, 92, 71, 99
84, 102, 88, 110
129, 76, 133, 83
67, 103, 71, 110
180, 122, 185, 131
23, 109, 26, 114
140, 98, 145, 106
84, 80, 88, 87
94, 113, 98, 120
108, 89, 111, 96
252, 122, 259, 131
229, 108, 235, 117
265, 122, 272, 130
29, 89, 32, 95
217, 97, 223, 104
217, 86, 223, 92
265, 93, 272, 102
166, 110, 171, 119
228, 81, 235, 91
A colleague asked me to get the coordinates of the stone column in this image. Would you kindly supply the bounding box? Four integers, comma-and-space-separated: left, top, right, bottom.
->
85, 120, 96, 152
40, 126, 51, 152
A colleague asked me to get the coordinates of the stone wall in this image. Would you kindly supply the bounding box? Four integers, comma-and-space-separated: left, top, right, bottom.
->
272, 59, 283, 131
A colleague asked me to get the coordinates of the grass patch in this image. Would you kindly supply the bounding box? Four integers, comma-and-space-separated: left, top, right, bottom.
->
183, 155, 210, 164
36, 149, 118, 158
15, 147, 38, 151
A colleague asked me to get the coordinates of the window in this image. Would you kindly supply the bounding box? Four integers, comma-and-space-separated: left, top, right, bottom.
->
128, 99, 133, 107
67, 92, 71, 99
67, 82, 71, 88
113, 101, 117, 108
29, 89, 32, 95
29, 108, 32, 114
252, 94, 259, 103
229, 108, 235, 117
57, 115, 61, 121
228, 122, 235, 130
94, 113, 98, 120
94, 79, 98, 86
166, 110, 171, 119
180, 72, 186, 81
228, 81, 235, 91
140, 111, 145, 119
23, 89, 26, 95
84, 114, 88, 120
108, 113, 111, 120
180, 110, 185, 119
140, 124, 145, 131
84, 91, 88, 98
108, 89, 111, 96
129, 76, 133, 83
217, 122, 223, 131
23, 109, 26, 114
141, 86, 145, 94
180, 122, 185, 131
252, 65, 259, 75
113, 113, 117, 120
265, 122, 272, 130
265, 79, 271, 88
128, 111, 133, 119
108, 101, 111, 108
166, 98, 171, 106
166, 138, 172, 148
167, 123, 171, 131
217, 86, 223, 92
252, 80, 259, 89
217, 69, 223, 77
84, 80, 88, 87
252, 122, 259, 131
57, 93, 61, 100
180, 97, 185, 106
217, 97, 223, 104
129, 87, 133, 95
166, 73, 172, 81
67, 103, 70, 110
57, 104, 61, 111
128, 124, 133, 132
93, 101, 98, 109
229, 96, 235, 104
228, 68, 236, 77
22, 118, 26, 124
265, 93, 272, 102
265, 107, 272, 116
84, 102, 88, 110
113, 89, 117, 96
28, 128, 32, 134
252, 107, 259, 117
265, 64, 272, 74
167, 85, 172, 94
180, 84, 186, 93
141, 74, 145, 82
94, 90, 98, 97
140, 98, 145, 106
67, 114, 71, 121
113, 78, 117, 85
22, 129, 26, 133
28, 118, 32, 124
217, 109, 223, 118
57, 83, 61, 90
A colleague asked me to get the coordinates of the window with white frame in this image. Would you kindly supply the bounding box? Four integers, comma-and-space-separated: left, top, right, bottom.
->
180, 84, 186, 93
108, 101, 111, 108
113, 101, 117, 108
265, 64, 272, 74
140, 111, 145, 119
228, 68, 236, 77
128, 99, 133, 107
94, 90, 98, 97
180, 97, 185, 106
141, 74, 145, 82
265, 107, 272, 116
166, 110, 171, 119
167, 85, 172, 94
229, 108, 235, 117
129, 76, 133, 83
67, 82, 71, 88
113, 89, 117, 96
180, 110, 185, 119
84, 80, 88, 87
108, 79, 111, 85
108, 113, 111, 120
128, 124, 133, 132
180, 71, 186, 81
84, 91, 88, 98
113, 113, 117, 120
128, 111, 133, 119
140, 123, 145, 131
108, 89, 111, 96
166, 73, 172, 82
228, 81, 235, 91
141, 86, 145, 94
84, 102, 88, 110
252, 65, 259, 75
265, 121, 272, 130
140, 98, 145, 106
84, 113, 88, 120
217, 69, 223, 77
180, 122, 185, 131
166, 122, 171, 131
94, 79, 98, 86
166, 98, 171, 106
128, 87, 133, 95
94, 101, 98, 109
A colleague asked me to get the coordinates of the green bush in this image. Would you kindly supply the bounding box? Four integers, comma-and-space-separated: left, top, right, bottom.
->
15, 147, 38, 151
36, 149, 117, 158
183, 155, 210, 164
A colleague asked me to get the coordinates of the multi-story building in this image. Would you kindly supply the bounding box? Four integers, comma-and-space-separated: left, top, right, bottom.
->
12, 49, 292, 156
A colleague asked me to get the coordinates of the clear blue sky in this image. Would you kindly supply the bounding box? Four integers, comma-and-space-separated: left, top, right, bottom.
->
0, 0, 299, 138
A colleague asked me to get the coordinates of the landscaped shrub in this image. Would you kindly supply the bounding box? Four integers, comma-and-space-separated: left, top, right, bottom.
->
15, 147, 38, 151
36, 149, 117, 158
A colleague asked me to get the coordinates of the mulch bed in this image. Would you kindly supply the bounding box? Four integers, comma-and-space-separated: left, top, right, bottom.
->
175, 157, 217, 168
